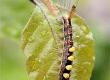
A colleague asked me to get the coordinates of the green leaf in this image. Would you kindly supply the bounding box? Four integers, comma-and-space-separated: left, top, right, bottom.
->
21, 7, 95, 80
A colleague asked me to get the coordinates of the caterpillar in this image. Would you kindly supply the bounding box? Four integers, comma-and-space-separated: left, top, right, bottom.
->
59, 17, 74, 80
60, 4, 77, 79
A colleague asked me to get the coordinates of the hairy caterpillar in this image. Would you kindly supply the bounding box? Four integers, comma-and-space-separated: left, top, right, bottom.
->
60, 18, 74, 80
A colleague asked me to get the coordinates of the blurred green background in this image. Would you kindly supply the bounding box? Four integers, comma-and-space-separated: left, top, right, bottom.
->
0, 0, 110, 80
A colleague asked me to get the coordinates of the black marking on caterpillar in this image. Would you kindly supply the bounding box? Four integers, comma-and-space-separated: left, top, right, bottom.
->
59, 17, 73, 80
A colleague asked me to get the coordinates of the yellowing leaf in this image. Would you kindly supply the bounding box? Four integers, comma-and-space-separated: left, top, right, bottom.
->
21, 7, 95, 80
